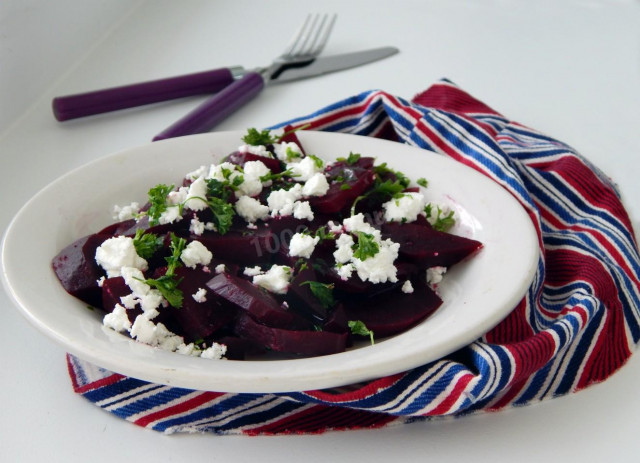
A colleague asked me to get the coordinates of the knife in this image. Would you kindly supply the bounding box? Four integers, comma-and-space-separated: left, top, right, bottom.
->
51, 47, 398, 126
151, 46, 399, 141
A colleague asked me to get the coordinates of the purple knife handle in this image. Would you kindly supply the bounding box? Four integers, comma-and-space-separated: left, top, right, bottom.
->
52, 67, 238, 121
152, 72, 265, 141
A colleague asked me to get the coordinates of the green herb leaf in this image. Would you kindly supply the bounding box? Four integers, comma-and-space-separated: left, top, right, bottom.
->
132, 229, 163, 260
417, 178, 429, 188
242, 128, 277, 146
207, 197, 235, 235
352, 232, 380, 260
146, 183, 174, 225
285, 146, 302, 162
301, 281, 335, 310
337, 152, 361, 165
340, 183, 352, 190
143, 274, 184, 308
165, 233, 187, 274
307, 154, 325, 168
348, 320, 375, 345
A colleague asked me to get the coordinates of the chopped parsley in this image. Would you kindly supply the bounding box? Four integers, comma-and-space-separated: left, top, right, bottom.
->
136, 233, 186, 308
337, 152, 361, 165
417, 178, 428, 188
348, 320, 374, 345
425, 204, 456, 232
146, 183, 174, 225
352, 232, 379, 260
132, 229, 163, 260
242, 128, 277, 146
301, 281, 335, 310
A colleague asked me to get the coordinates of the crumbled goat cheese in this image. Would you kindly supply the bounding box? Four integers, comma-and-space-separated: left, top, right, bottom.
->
287, 156, 323, 182
343, 213, 380, 238
167, 186, 188, 205
185, 164, 209, 181
180, 240, 213, 269
112, 202, 140, 221
192, 288, 207, 303
207, 162, 242, 182
95, 236, 148, 278
96, 276, 105, 287
158, 205, 183, 225
266, 183, 303, 217
292, 201, 314, 221
239, 144, 272, 157
426, 266, 447, 286
200, 343, 228, 360
333, 233, 355, 264
243, 265, 263, 277
327, 220, 343, 234
351, 238, 399, 284
402, 280, 414, 294
383, 192, 426, 223
288, 233, 320, 258
215, 263, 226, 274
120, 266, 163, 318
236, 160, 271, 197
336, 263, 354, 280
190, 216, 205, 235
103, 304, 131, 333
252, 265, 292, 294
302, 172, 330, 197
235, 195, 269, 223
184, 176, 209, 211
273, 141, 302, 162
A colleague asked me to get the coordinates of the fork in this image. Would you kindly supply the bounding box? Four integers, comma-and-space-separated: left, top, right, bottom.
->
152, 13, 336, 141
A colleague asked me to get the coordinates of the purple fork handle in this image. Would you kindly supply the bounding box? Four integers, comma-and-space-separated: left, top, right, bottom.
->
52, 67, 238, 121
152, 72, 265, 141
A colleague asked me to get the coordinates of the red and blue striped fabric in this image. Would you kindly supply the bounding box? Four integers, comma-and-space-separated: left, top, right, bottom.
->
66, 80, 640, 435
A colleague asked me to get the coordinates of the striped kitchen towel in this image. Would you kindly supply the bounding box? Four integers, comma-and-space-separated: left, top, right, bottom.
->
66, 80, 640, 435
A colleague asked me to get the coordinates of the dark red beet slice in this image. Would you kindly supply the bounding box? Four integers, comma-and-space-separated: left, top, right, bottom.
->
343, 279, 442, 338
284, 267, 329, 324
225, 151, 283, 173
51, 233, 109, 308
168, 267, 238, 341
322, 303, 349, 335
195, 227, 275, 265
381, 222, 483, 268
234, 312, 348, 356
206, 273, 309, 330
310, 166, 375, 214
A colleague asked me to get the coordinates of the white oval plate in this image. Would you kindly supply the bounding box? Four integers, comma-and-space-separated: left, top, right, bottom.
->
1, 131, 539, 393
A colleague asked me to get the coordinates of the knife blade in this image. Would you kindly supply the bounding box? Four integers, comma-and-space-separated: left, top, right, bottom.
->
151, 46, 399, 141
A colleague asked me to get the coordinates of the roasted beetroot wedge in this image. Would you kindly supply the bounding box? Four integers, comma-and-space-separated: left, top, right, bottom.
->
310, 163, 376, 214
168, 267, 238, 341
195, 227, 275, 265
381, 222, 482, 268
207, 273, 310, 330
234, 312, 348, 356
51, 233, 109, 308
284, 267, 330, 324
225, 150, 283, 173
343, 279, 442, 338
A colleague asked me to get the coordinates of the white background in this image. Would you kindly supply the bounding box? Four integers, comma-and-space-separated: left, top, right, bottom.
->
1, 1, 639, 461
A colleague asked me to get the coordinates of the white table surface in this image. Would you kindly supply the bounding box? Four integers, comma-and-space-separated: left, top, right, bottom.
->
1, 1, 639, 461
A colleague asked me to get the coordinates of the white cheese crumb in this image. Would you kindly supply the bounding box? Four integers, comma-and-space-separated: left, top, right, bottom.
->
243, 265, 263, 277
103, 304, 131, 333
351, 239, 399, 284
273, 141, 302, 162
200, 343, 228, 360
292, 200, 314, 221
239, 144, 273, 157
180, 240, 213, 269
333, 233, 355, 264
184, 176, 209, 211
302, 172, 330, 197
236, 160, 271, 197
327, 220, 343, 234
96, 276, 105, 287
266, 183, 303, 217
112, 202, 140, 221
288, 233, 320, 258
252, 265, 292, 294
343, 213, 380, 238
158, 205, 183, 225
192, 288, 207, 303
190, 216, 205, 235
336, 263, 354, 280
235, 195, 269, 223
95, 236, 148, 278
382, 192, 426, 223
401, 280, 414, 294
167, 186, 188, 205
286, 156, 323, 182
426, 266, 447, 286
185, 165, 209, 181
215, 263, 226, 274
